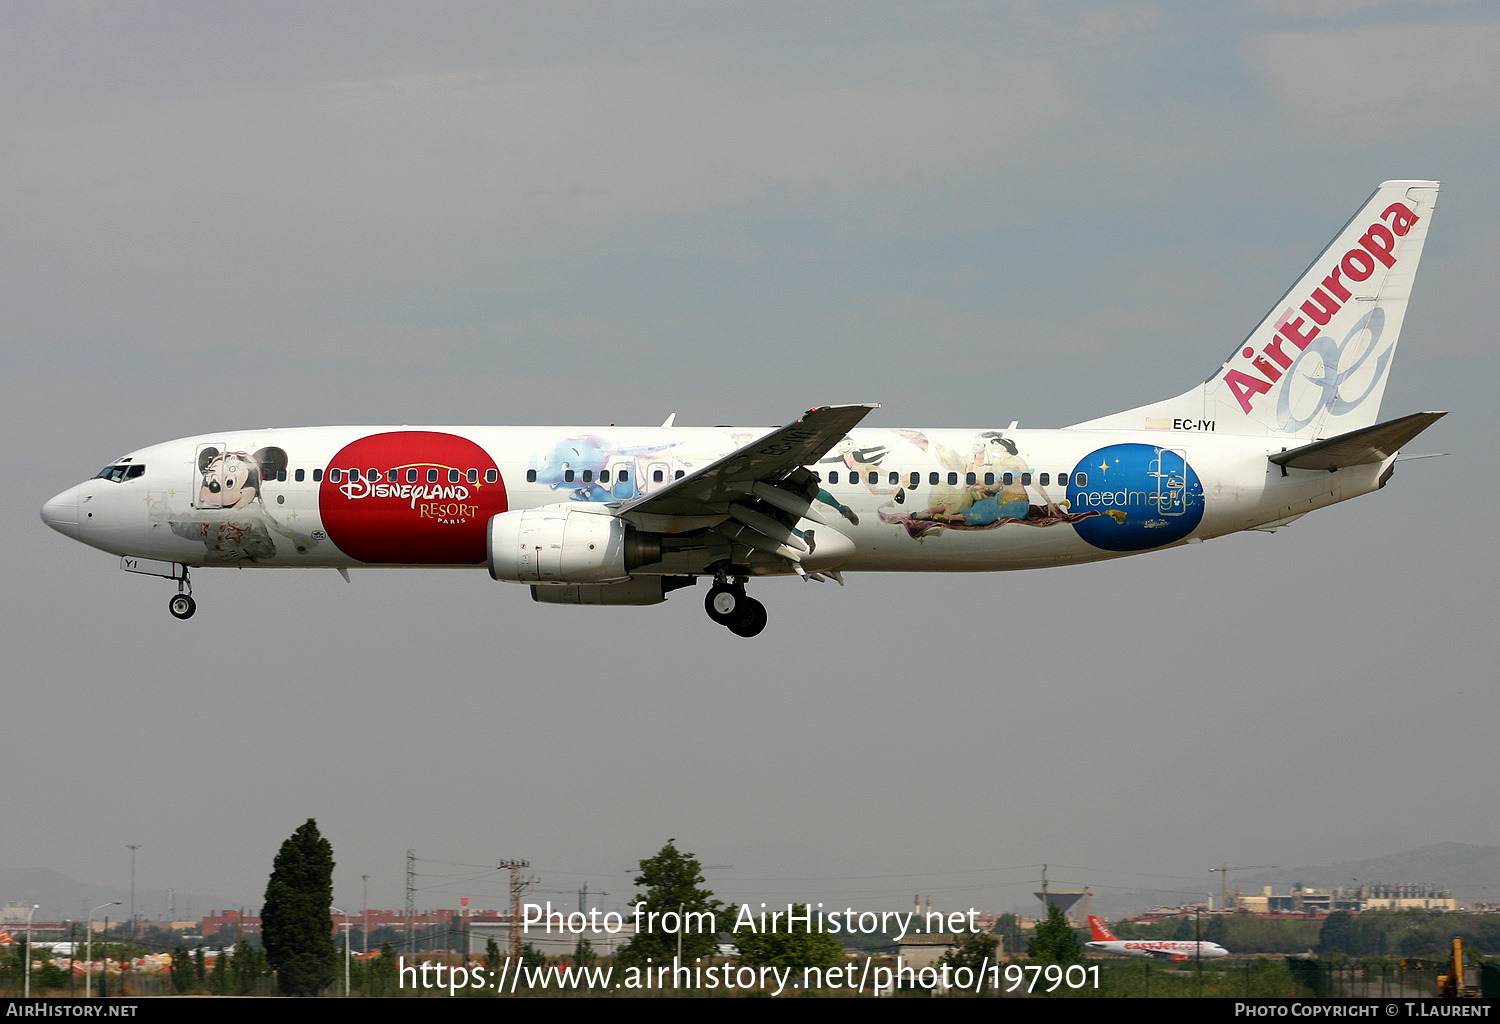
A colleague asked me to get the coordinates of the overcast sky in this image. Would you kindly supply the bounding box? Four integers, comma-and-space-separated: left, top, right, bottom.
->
5, 1, 1497, 924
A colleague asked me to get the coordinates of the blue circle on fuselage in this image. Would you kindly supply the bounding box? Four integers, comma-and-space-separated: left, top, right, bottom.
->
1068, 444, 1204, 551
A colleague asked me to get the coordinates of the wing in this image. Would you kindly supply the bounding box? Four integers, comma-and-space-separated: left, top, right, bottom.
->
615, 405, 879, 519
613, 404, 878, 575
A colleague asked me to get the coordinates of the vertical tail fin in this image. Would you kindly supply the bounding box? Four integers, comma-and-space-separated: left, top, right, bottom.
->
1088, 915, 1117, 942
1069, 181, 1439, 439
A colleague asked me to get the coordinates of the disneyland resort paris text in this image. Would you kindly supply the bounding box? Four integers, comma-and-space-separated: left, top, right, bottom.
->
523, 902, 983, 942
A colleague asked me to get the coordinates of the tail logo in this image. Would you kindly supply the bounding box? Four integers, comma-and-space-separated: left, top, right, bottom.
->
1275, 306, 1389, 432
1224, 202, 1419, 417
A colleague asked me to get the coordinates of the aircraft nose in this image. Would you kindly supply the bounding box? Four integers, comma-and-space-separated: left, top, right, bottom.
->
41, 484, 82, 539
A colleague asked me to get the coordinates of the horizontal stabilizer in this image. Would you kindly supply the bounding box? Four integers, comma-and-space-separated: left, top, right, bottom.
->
1268, 411, 1446, 471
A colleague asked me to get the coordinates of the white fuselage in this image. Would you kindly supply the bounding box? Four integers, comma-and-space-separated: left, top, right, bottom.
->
1085, 938, 1230, 961
41, 423, 1382, 575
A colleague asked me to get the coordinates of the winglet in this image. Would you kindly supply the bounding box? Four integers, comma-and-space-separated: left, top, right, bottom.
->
662, 413, 676, 428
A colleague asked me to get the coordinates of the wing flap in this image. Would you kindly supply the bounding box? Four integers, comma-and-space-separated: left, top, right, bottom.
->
1268, 411, 1446, 472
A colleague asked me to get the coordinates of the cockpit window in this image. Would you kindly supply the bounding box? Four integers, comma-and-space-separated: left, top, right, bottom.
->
94, 463, 145, 483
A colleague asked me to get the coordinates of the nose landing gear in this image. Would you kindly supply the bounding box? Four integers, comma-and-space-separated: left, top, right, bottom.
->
121, 557, 199, 619
167, 565, 195, 620
704, 576, 767, 637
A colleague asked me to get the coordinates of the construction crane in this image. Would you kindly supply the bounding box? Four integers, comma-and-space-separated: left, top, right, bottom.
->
1210, 864, 1279, 911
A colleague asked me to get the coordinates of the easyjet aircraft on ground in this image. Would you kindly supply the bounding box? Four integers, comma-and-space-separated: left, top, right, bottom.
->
1085, 916, 1229, 962
42, 181, 1444, 637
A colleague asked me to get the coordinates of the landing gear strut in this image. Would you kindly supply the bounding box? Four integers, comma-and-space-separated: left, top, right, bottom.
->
704, 575, 767, 637
168, 568, 195, 620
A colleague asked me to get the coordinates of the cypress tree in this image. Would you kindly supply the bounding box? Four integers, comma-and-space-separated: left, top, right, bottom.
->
261, 818, 337, 996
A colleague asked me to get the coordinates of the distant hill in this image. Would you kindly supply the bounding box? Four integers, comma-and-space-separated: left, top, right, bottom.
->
0, 866, 250, 925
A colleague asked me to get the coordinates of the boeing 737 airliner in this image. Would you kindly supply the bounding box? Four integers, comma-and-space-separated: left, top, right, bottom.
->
41, 181, 1444, 637
1085, 916, 1229, 962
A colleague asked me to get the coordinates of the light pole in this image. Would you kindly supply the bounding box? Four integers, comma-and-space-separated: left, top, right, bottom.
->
23, 905, 39, 997
86, 902, 121, 998
331, 907, 352, 996
126, 845, 140, 939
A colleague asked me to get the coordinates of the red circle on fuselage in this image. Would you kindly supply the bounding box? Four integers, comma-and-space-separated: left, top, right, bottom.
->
320, 432, 507, 564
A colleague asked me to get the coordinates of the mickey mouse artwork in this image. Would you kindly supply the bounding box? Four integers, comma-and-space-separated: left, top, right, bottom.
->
163, 446, 312, 563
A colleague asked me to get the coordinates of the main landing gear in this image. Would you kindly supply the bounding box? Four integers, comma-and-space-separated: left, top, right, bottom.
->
704, 576, 767, 638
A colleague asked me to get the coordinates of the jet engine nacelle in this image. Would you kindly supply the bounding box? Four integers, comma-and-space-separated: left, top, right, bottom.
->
487, 505, 660, 585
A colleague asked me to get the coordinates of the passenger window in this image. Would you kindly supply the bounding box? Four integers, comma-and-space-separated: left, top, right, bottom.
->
387, 469, 399, 482
652, 470, 663, 483
330, 469, 342, 482
889, 472, 898, 485
407, 468, 418, 483
526, 469, 537, 483
427, 469, 438, 483
1022, 473, 1032, 485
600, 470, 610, 483
582, 469, 593, 482
1058, 472, 1069, 486
313, 469, 323, 482
1003, 473, 1013, 485
1039, 473, 1050, 486
965, 472, 976, 485
468, 469, 479, 483
929, 472, 939, 485
485, 469, 497, 483
1075, 472, 1087, 486
868, 471, 877, 484
295, 469, 305, 482
984, 472, 994, 485
276, 469, 287, 482
448, 469, 460, 483
947, 472, 958, 485
829, 471, 840, 484
367, 469, 378, 482
564, 470, 575, 483
618, 470, 628, 482
675, 470, 685, 479
910, 472, 919, 487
